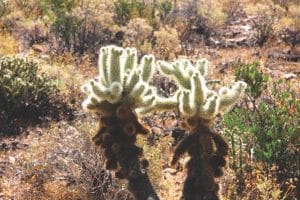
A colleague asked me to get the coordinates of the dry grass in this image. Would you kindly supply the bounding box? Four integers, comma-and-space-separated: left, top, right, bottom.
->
0, 33, 18, 55
0, 0, 299, 199
0, 116, 131, 200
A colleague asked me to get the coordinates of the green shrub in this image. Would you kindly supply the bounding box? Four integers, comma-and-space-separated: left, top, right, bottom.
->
0, 57, 57, 120
222, 61, 299, 197
113, 0, 132, 25
158, 0, 173, 22
37, 0, 115, 55
38, 0, 78, 51
234, 61, 268, 100
113, 0, 156, 26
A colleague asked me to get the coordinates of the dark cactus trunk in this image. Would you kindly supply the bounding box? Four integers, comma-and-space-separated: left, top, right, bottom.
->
93, 102, 159, 200
172, 120, 229, 200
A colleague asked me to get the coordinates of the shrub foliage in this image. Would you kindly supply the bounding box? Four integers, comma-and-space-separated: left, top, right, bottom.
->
0, 56, 57, 120
222, 61, 299, 197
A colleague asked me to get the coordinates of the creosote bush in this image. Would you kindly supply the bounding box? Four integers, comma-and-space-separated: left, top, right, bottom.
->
82, 46, 247, 200
0, 56, 57, 120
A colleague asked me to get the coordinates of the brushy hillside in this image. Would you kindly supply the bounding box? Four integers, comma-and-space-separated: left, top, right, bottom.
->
0, 0, 299, 199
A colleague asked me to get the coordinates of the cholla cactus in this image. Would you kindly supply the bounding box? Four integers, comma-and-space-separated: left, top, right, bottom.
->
82, 45, 159, 200
158, 58, 247, 200
82, 45, 156, 113
158, 58, 247, 122
0, 57, 56, 120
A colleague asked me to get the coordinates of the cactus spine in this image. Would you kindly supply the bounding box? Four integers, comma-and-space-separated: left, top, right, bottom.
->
158, 58, 247, 200
82, 46, 159, 200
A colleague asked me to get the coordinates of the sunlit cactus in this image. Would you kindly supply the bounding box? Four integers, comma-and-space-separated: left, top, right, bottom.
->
158, 58, 247, 122
82, 45, 159, 200
82, 46, 247, 200
158, 58, 247, 200
82, 45, 156, 113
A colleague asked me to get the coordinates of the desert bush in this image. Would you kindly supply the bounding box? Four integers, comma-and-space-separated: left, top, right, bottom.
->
40, 0, 116, 55
0, 12, 49, 52
0, 33, 18, 55
158, 0, 173, 23
0, 10, 21, 33
0, 56, 57, 120
221, 162, 291, 199
113, 0, 156, 26
164, 1, 216, 53
198, 0, 227, 26
21, 19, 49, 46
280, 27, 300, 49
252, 11, 275, 46
222, 0, 243, 23
0, 0, 10, 17
272, 0, 289, 11
154, 26, 181, 59
113, 0, 133, 26
113, 0, 174, 27
234, 61, 268, 100
123, 18, 153, 50
221, 61, 299, 198
14, 0, 45, 18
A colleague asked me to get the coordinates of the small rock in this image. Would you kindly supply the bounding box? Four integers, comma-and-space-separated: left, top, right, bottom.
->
9, 156, 16, 164
283, 73, 297, 80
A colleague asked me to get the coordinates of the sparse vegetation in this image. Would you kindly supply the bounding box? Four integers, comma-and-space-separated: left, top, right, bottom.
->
0, 0, 299, 199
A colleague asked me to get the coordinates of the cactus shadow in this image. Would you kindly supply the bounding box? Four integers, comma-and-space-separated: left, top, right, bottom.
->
0, 99, 74, 137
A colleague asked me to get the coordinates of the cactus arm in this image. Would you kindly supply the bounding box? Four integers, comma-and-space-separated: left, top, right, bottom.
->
82, 96, 100, 112
99, 47, 109, 86
124, 70, 141, 94
89, 80, 111, 99
140, 55, 155, 82
172, 62, 191, 89
199, 94, 220, 120
219, 81, 247, 113
179, 91, 197, 117
155, 96, 179, 112
129, 82, 146, 101
196, 58, 209, 77
158, 60, 191, 89
124, 47, 138, 71
157, 60, 174, 75
135, 105, 155, 116
108, 46, 124, 83
191, 72, 207, 106
108, 82, 123, 103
